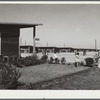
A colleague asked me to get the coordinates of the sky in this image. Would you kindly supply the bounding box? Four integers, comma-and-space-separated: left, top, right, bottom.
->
0, 4, 100, 49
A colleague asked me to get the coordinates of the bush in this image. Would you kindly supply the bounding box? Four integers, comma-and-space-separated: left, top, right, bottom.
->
48, 57, 60, 64
61, 57, 66, 65
11, 55, 39, 67
80, 61, 84, 66
85, 58, 94, 67
23, 55, 43, 66
21, 57, 32, 66
10, 54, 48, 67
9, 57, 25, 68
0, 62, 21, 89
0, 55, 3, 62
54, 58, 60, 64
48, 57, 54, 64
68, 63, 71, 66
40, 54, 48, 64
95, 57, 99, 63
11, 59, 24, 68
32, 58, 41, 65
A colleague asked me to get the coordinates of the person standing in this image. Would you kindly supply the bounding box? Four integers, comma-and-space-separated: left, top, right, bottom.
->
94, 53, 98, 63
54, 52, 58, 64
75, 52, 80, 67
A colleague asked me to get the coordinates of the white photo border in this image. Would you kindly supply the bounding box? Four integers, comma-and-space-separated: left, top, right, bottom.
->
0, 1, 100, 99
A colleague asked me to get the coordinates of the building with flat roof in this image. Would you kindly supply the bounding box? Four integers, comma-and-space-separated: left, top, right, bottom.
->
20, 45, 97, 54
0, 22, 42, 58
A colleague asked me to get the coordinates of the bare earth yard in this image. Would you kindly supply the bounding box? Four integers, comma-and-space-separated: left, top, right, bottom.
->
28, 67, 100, 90
18, 63, 90, 86
18, 64, 100, 90
27, 67, 100, 90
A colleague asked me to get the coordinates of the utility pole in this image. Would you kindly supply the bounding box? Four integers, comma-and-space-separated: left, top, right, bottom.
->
25, 40, 26, 45
95, 39, 99, 56
32, 24, 43, 55
18, 37, 21, 59
47, 42, 48, 47
95, 39, 97, 51
64, 43, 65, 47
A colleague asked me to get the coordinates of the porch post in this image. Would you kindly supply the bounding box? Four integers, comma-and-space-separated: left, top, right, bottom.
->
33, 26, 36, 55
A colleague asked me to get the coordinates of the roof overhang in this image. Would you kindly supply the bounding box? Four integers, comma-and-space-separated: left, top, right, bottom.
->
0, 22, 43, 29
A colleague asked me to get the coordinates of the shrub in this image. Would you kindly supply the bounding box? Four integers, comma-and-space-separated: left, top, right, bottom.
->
0, 62, 21, 89
12, 55, 38, 67
40, 54, 48, 64
0, 55, 3, 62
55, 58, 60, 64
61, 57, 66, 65
48, 57, 54, 64
23, 55, 41, 66
95, 57, 99, 63
12, 60, 23, 67
30, 54, 38, 61
85, 58, 94, 67
10, 54, 47, 67
32, 58, 41, 65
23, 59, 33, 66
68, 63, 71, 66
48, 57, 60, 64
10, 57, 24, 68
80, 61, 84, 66
41, 54, 48, 60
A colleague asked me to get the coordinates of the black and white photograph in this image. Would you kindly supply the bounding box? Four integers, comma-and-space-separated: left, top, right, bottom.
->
1, 2, 100, 91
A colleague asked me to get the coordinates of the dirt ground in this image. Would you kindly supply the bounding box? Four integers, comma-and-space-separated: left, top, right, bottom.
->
18, 66, 100, 90
31, 67, 100, 90
18, 63, 89, 85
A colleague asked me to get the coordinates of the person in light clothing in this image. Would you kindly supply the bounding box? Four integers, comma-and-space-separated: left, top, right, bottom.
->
54, 52, 58, 64
75, 52, 80, 67
54, 52, 57, 59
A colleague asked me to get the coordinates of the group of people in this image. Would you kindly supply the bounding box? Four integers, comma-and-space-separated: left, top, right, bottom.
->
42, 49, 100, 68
75, 52, 100, 68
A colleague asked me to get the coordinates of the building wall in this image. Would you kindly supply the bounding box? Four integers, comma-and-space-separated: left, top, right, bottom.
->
0, 28, 19, 56
1, 37, 19, 56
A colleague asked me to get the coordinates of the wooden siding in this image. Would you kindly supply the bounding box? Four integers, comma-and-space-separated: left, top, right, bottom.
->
0, 29, 19, 56
1, 37, 19, 56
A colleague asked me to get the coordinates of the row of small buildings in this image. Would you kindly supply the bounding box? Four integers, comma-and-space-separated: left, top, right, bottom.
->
20, 45, 98, 54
